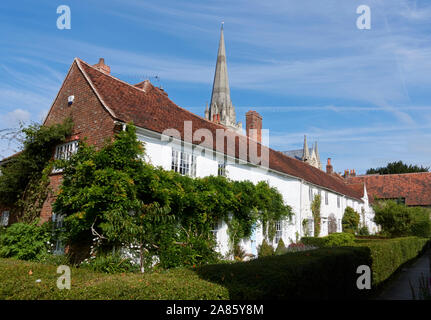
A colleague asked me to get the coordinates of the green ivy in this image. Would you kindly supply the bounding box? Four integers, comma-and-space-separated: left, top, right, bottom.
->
0, 118, 73, 222
311, 194, 321, 237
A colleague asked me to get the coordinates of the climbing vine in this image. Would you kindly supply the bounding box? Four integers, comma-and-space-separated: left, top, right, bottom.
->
0, 118, 73, 222
54, 124, 293, 268
311, 194, 321, 237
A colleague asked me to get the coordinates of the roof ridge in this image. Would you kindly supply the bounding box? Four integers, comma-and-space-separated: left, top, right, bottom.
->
355, 171, 431, 177
77, 58, 363, 201
76, 58, 237, 133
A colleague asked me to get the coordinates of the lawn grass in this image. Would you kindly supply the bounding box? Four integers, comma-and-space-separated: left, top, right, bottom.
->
0, 258, 229, 300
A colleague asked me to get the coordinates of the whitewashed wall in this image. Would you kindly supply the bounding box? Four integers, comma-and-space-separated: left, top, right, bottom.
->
137, 129, 377, 259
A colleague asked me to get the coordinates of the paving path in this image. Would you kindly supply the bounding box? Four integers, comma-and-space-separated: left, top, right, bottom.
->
376, 250, 431, 300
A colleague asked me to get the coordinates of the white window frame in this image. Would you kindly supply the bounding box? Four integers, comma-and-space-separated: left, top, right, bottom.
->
171, 149, 196, 177
1, 211, 10, 227
275, 220, 283, 244
53, 140, 79, 173
218, 161, 227, 177
54, 140, 79, 161
211, 220, 222, 239
309, 186, 313, 202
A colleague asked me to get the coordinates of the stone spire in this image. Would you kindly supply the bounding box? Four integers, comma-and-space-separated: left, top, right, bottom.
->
314, 141, 322, 169
207, 24, 241, 131
302, 135, 310, 161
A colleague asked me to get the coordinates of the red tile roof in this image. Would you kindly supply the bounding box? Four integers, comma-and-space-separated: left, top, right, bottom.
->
348, 173, 431, 206
76, 58, 364, 201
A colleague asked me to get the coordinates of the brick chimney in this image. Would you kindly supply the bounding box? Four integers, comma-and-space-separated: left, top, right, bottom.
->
246, 110, 262, 143
212, 114, 221, 124
93, 58, 111, 74
326, 158, 333, 174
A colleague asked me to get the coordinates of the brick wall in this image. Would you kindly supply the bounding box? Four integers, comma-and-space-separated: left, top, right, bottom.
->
40, 60, 116, 222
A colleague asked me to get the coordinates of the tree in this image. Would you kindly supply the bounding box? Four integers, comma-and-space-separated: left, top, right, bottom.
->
342, 207, 360, 234
373, 200, 431, 238
275, 238, 287, 255
366, 161, 429, 175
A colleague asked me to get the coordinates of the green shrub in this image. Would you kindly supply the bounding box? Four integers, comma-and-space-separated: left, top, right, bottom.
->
301, 233, 355, 248
300, 236, 327, 248
410, 208, 431, 238
358, 226, 370, 236
373, 201, 431, 238
80, 251, 140, 274
0, 222, 51, 261
274, 238, 287, 255
342, 207, 360, 234
257, 239, 274, 257
325, 232, 356, 247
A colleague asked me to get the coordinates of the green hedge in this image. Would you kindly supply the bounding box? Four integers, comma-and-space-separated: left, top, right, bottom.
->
302, 235, 430, 287
355, 236, 430, 286
197, 247, 372, 300
0, 258, 228, 300
301, 232, 356, 248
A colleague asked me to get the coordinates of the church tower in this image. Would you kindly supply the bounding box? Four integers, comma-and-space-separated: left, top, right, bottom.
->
206, 24, 242, 132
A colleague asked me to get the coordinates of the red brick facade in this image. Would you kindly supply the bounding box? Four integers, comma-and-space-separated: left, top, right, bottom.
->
39, 60, 117, 222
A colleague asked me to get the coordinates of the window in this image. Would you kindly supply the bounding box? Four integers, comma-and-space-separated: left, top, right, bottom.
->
218, 161, 226, 177
211, 220, 222, 238
171, 149, 196, 177
1, 211, 9, 227
52, 213, 65, 255
337, 196, 341, 208
53, 140, 79, 173
54, 140, 79, 161
305, 218, 314, 237
309, 187, 313, 201
275, 220, 283, 244
325, 191, 329, 205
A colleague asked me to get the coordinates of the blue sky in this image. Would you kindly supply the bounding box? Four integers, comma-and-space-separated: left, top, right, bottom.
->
1, 0, 431, 174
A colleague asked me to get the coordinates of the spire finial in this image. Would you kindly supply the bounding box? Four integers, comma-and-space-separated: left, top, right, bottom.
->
221, 21, 224, 30
303, 135, 310, 161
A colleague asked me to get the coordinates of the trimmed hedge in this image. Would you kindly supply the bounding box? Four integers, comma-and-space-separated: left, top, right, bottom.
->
355, 236, 430, 286
302, 235, 430, 287
301, 232, 356, 248
197, 247, 372, 300
0, 258, 228, 300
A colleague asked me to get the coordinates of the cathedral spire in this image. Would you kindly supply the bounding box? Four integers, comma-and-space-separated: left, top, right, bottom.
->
302, 135, 310, 161
314, 142, 321, 165
207, 24, 240, 131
